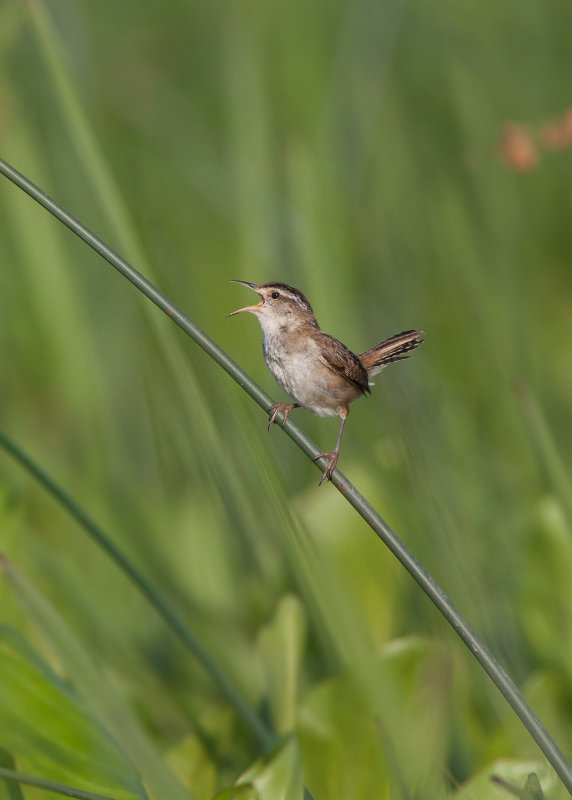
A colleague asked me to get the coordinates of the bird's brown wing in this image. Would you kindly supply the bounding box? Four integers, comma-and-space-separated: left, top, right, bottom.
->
317, 333, 370, 396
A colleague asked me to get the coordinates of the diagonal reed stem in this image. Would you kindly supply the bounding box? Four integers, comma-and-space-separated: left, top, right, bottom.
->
1, 157, 571, 793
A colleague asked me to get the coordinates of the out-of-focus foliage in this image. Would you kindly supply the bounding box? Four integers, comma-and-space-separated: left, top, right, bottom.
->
1, 0, 572, 797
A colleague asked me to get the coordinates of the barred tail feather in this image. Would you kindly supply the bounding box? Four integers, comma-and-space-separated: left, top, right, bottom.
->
359, 330, 424, 377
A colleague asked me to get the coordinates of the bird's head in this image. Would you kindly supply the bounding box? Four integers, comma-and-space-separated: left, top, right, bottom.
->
227, 281, 316, 333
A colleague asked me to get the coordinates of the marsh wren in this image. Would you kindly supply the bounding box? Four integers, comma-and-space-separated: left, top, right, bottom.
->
227, 281, 423, 485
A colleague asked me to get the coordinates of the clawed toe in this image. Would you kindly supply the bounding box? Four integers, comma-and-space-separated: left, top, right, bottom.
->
268, 403, 298, 431
267, 406, 280, 430
312, 451, 339, 485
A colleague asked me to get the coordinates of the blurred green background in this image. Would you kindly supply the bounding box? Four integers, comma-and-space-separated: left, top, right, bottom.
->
1, 0, 572, 798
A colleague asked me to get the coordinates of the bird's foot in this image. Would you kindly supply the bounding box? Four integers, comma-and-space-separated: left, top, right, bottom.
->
268, 403, 299, 431
312, 450, 339, 486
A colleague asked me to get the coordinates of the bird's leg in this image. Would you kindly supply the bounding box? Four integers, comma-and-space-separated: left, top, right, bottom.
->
268, 402, 299, 430
312, 408, 348, 485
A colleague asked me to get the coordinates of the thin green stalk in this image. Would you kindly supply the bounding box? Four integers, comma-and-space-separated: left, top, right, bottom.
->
1, 157, 571, 794
0, 766, 115, 800
517, 383, 572, 525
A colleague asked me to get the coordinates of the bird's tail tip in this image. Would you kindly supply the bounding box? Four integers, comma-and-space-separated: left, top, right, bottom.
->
359, 330, 424, 376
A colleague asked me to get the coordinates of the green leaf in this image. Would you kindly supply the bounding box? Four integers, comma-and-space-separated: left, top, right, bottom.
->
238, 737, 304, 800
258, 596, 307, 734
0, 627, 147, 800
167, 734, 217, 800
298, 662, 390, 799
298, 636, 450, 798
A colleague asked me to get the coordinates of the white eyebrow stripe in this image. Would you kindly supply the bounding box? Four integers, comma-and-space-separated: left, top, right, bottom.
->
282, 290, 309, 308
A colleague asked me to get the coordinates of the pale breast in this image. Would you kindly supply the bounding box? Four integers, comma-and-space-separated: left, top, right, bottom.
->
263, 333, 359, 417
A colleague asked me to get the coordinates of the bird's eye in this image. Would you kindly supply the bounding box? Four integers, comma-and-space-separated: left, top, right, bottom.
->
271, 291, 280, 299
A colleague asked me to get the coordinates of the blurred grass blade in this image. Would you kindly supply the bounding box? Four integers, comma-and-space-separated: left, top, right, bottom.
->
0, 767, 116, 800
22, 0, 255, 521
0, 627, 147, 800
518, 384, 572, 524
26, 0, 146, 268
0, 157, 278, 424
0, 427, 272, 751
0, 589, 186, 800
0, 156, 571, 794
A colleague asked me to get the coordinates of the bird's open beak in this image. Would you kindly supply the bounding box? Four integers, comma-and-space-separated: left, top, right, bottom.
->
226, 280, 264, 316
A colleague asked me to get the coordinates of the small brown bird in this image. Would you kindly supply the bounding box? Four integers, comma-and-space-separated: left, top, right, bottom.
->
227, 281, 423, 484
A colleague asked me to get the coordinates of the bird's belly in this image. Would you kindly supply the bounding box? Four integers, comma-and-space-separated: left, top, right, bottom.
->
264, 341, 357, 417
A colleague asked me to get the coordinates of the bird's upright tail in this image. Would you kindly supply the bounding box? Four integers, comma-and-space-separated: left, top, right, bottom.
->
359, 330, 424, 377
